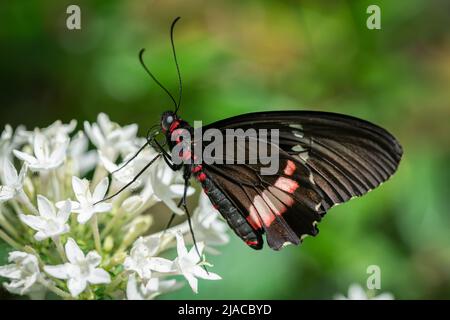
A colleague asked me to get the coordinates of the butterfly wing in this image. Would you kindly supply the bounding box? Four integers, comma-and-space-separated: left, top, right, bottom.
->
203, 111, 403, 210
197, 111, 402, 250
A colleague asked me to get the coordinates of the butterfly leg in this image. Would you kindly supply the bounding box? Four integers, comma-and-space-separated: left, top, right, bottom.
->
153, 139, 183, 171
180, 176, 205, 264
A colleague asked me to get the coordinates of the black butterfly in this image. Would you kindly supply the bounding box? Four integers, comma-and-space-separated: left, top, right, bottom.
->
100, 18, 403, 251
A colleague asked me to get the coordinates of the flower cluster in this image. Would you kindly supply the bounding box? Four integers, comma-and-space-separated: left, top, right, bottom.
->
334, 283, 394, 300
0, 114, 229, 299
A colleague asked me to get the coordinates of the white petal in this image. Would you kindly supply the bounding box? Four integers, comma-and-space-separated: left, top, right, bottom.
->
147, 257, 174, 273
192, 266, 221, 281
348, 284, 367, 300
67, 278, 87, 297
65, 238, 85, 264
3, 159, 18, 186
85, 251, 101, 267
121, 124, 138, 140
91, 124, 106, 148
56, 200, 80, 210
87, 268, 111, 285
35, 231, 50, 241
187, 242, 205, 262
0, 186, 15, 201
174, 231, 188, 257
93, 202, 112, 213
98, 153, 117, 173
37, 195, 56, 219
56, 200, 72, 223
168, 184, 195, 197
17, 163, 28, 185
77, 209, 94, 224
126, 275, 144, 300
72, 176, 88, 199
44, 264, 69, 280
0, 265, 21, 279
183, 272, 198, 293
13, 150, 38, 166
19, 214, 46, 231
33, 133, 47, 161
158, 279, 181, 292
97, 113, 111, 133
93, 177, 109, 201
162, 197, 185, 215
49, 140, 68, 164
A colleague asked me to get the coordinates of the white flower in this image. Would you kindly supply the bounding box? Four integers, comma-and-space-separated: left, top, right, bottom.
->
68, 131, 97, 176
44, 238, 111, 297
0, 252, 42, 295
17, 120, 77, 146
124, 236, 173, 280
99, 152, 143, 188
0, 124, 27, 167
334, 283, 394, 300
150, 158, 195, 214
43, 120, 77, 144
192, 192, 229, 248
171, 232, 221, 293
64, 176, 112, 224
120, 157, 194, 215
126, 274, 181, 300
84, 113, 138, 161
0, 159, 27, 202
19, 196, 71, 241
13, 132, 68, 171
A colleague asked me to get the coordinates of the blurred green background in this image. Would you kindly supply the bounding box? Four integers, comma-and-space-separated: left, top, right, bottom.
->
1, 0, 449, 299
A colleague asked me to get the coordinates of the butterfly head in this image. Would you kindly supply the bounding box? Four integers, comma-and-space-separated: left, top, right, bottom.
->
161, 110, 179, 133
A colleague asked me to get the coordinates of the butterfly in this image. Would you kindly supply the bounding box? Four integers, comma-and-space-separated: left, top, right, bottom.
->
100, 18, 403, 251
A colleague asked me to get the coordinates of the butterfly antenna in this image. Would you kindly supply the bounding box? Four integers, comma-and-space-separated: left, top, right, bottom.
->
170, 17, 183, 114
111, 141, 149, 174
139, 49, 178, 109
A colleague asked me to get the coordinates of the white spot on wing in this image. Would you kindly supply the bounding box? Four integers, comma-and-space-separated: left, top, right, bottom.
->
289, 124, 303, 130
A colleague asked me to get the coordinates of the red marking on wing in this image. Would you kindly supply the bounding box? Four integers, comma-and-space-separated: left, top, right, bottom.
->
283, 160, 296, 176
268, 186, 294, 206
197, 172, 207, 182
274, 177, 299, 193
261, 190, 287, 216
246, 185, 297, 230
247, 204, 263, 229
245, 240, 259, 247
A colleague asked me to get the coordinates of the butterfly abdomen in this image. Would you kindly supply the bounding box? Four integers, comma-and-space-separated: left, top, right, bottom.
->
191, 165, 263, 249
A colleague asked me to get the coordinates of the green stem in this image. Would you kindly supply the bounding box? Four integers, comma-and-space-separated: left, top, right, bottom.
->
39, 278, 73, 300
52, 236, 67, 262
100, 209, 125, 238
51, 170, 61, 200
0, 228, 22, 250
17, 191, 38, 215
105, 270, 127, 294
0, 211, 19, 239
91, 215, 102, 254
